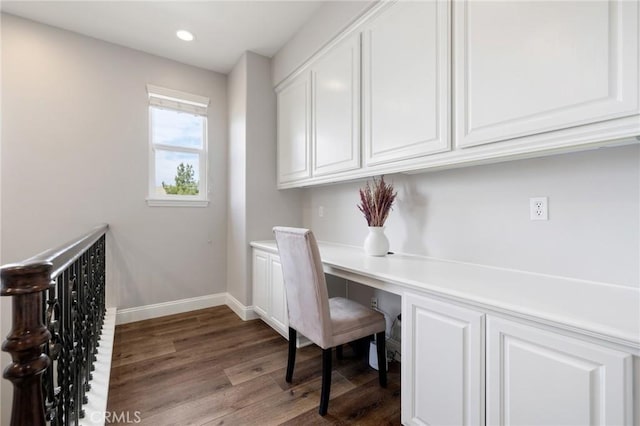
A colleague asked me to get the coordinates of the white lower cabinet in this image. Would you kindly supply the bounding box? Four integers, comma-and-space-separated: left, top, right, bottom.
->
252, 250, 288, 338
252, 250, 269, 318
486, 316, 632, 426
268, 255, 288, 333
402, 292, 485, 426
403, 292, 633, 426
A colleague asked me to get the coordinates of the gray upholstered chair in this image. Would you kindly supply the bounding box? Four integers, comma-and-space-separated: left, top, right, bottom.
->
273, 226, 387, 416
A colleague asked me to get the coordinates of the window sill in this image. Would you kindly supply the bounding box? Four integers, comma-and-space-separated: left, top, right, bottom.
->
146, 198, 209, 207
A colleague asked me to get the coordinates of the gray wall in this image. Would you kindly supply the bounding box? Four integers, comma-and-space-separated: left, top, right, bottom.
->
227, 51, 301, 306
227, 53, 249, 304
244, 52, 302, 296
1, 14, 229, 311
303, 146, 639, 288
0, 12, 6, 421
271, 1, 373, 86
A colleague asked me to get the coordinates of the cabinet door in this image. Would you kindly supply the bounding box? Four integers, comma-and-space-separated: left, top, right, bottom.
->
268, 255, 288, 335
455, 0, 640, 148
252, 250, 269, 317
312, 33, 361, 176
277, 72, 311, 183
487, 316, 632, 426
362, 0, 450, 166
402, 292, 484, 426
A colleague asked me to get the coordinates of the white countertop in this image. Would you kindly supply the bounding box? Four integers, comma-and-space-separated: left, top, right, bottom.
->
251, 240, 640, 352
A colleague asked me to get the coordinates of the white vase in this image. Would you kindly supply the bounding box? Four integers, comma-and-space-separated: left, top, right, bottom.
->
364, 226, 389, 256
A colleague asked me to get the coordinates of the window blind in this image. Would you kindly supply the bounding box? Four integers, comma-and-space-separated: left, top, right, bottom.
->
147, 84, 209, 116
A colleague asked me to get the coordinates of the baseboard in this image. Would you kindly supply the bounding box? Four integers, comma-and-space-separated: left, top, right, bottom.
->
226, 293, 259, 321
115, 293, 227, 325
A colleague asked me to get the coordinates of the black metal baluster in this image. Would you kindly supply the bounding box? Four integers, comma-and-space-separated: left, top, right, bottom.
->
56, 273, 66, 426
73, 255, 84, 423
61, 269, 71, 426
43, 278, 62, 426
98, 236, 106, 329
69, 265, 77, 426
82, 252, 90, 419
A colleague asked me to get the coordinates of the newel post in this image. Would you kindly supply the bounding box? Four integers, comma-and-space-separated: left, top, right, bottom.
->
1, 261, 52, 426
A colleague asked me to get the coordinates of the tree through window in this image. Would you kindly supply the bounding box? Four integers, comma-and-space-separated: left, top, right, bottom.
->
163, 163, 199, 195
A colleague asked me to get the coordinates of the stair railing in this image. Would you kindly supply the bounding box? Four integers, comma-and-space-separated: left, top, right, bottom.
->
1, 224, 108, 426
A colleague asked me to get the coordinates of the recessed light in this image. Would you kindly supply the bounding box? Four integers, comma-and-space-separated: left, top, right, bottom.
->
176, 30, 194, 42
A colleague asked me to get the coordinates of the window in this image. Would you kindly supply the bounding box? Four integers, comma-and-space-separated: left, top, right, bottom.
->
147, 84, 209, 206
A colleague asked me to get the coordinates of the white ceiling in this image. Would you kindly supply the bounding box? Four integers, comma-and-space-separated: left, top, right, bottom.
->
0, 1, 325, 74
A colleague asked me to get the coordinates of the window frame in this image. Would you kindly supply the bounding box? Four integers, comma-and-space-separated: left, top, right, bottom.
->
146, 84, 210, 207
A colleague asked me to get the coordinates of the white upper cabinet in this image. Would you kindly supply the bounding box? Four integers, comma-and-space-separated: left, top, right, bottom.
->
275, 0, 639, 188
454, 0, 640, 148
362, 0, 450, 166
277, 72, 311, 184
312, 34, 361, 176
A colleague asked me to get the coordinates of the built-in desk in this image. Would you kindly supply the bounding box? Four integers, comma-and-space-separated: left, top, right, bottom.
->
251, 240, 639, 425
251, 240, 639, 348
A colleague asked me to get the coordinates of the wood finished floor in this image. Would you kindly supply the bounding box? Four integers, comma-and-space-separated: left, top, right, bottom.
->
107, 305, 401, 425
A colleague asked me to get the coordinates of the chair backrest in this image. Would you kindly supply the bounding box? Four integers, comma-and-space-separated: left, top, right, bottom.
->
273, 227, 332, 348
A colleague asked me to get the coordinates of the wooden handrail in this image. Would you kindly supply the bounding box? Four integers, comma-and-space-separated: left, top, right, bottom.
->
22, 223, 109, 279
1, 224, 109, 426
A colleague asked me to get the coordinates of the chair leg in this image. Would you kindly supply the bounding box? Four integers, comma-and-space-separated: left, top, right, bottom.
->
376, 331, 387, 388
286, 327, 297, 383
353, 337, 368, 358
336, 345, 343, 360
319, 348, 332, 416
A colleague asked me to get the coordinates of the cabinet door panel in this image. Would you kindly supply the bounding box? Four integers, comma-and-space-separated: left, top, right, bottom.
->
402, 293, 484, 426
269, 255, 288, 334
363, 0, 450, 166
277, 73, 311, 183
252, 251, 269, 317
312, 34, 361, 176
455, 0, 640, 148
487, 317, 632, 426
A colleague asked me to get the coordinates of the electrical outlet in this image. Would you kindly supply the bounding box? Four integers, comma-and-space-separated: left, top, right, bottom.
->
318, 206, 324, 218
370, 297, 378, 309
530, 197, 548, 221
